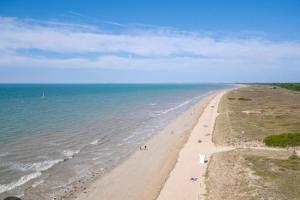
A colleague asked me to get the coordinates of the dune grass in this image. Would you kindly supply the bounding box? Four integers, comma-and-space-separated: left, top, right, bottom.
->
273, 83, 300, 92
245, 152, 300, 200
212, 86, 300, 199
214, 86, 300, 145
263, 133, 300, 147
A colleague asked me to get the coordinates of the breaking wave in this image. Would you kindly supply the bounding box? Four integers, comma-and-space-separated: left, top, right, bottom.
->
62, 149, 80, 158
154, 100, 191, 116
153, 94, 205, 116
13, 159, 64, 172
90, 139, 99, 145
0, 172, 42, 194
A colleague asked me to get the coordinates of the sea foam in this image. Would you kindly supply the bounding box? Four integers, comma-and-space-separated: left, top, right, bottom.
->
154, 100, 191, 116
62, 149, 80, 158
90, 139, 99, 145
0, 172, 42, 194
12, 159, 64, 172
153, 94, 205, 116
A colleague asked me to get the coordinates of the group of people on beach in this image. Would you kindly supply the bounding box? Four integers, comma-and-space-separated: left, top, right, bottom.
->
139, 145, 147, 150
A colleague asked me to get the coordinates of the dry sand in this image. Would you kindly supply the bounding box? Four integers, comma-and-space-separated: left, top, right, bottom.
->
76, 92, 220, 200
157, 91, 233, 200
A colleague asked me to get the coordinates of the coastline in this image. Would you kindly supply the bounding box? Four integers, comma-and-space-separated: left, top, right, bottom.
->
74, 91, 221, 200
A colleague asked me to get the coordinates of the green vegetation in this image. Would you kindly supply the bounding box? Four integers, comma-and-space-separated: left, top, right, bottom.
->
237, 97, 252, 101
273, 83, 300, 92
227, 97, 252, 101
214, 86, 300, 146
263, 133, 300, 147
289, 153, 299, 160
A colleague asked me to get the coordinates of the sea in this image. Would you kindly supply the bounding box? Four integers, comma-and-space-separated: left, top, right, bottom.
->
0, 83, 232, 199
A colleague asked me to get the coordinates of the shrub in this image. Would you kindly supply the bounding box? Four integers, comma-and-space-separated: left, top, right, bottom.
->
238, 97, 252, 101
263, 133, 300, 147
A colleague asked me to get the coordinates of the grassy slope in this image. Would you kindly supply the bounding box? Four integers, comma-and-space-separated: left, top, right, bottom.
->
209, 85, 300, 200
207, 149, 300, 200
245, 153, 300, 200
213, 85, 300, 145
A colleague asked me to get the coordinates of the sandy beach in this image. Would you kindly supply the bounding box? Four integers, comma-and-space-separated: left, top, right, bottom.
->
75, 92, 222, 200
157, 91, 233, 200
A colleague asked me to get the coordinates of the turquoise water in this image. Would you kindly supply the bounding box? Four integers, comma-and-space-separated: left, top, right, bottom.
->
0, 83, 231, 199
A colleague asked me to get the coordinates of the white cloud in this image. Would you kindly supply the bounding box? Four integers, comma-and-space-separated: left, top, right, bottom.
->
0, 17, 300, 71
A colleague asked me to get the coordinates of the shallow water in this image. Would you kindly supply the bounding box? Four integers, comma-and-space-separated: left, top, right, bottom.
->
0, 83, 231, 199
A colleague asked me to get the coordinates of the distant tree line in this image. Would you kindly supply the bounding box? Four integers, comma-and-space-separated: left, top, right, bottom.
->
272, 83, 300, 92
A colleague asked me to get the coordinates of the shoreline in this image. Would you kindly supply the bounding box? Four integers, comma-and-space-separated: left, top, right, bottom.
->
74, 91, 221, 200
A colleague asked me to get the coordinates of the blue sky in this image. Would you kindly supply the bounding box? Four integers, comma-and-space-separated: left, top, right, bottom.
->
0, 0, 299, 83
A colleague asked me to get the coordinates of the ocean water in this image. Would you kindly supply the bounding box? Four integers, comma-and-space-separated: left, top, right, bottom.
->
0, 84, 231, 199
